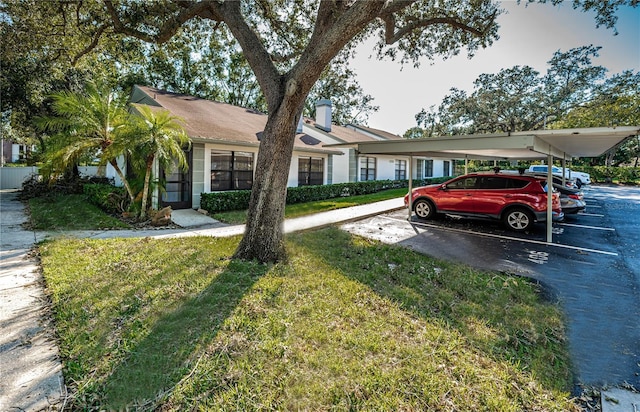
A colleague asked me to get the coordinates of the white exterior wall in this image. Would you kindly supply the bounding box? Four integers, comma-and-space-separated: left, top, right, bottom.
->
192, 144, 205, 209
372, 156, 408, 180
287, 155, 299, 187
330, 149, 351, 183
411, 158, 454, 179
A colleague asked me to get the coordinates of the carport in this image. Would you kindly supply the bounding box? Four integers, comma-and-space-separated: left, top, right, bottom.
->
328, 126, 640, 242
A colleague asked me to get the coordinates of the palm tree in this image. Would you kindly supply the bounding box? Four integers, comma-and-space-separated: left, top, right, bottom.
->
131, 105, 191, 219
36, 83, 137, 204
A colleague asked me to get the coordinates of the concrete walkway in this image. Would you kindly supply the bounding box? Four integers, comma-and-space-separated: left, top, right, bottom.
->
0, 190, 65, 411
34, 198, 405, 242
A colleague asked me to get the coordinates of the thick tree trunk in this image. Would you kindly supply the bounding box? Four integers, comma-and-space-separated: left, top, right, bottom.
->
233, 103, 300, 263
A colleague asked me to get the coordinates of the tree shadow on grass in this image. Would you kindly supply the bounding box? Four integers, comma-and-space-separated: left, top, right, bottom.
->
100, 258, 269, 409
292, 227, 573, 393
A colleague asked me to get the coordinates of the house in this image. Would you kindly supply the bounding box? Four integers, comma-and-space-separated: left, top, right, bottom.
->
1, 140, 35, 165
124, 85, 454, 210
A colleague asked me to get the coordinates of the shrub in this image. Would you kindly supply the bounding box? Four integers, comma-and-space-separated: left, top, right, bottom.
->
200, 190, 252, 214
200, 178, 452, 213
579, 166, 640, 184
19, 174, 113, 200
83, 183, 128, 214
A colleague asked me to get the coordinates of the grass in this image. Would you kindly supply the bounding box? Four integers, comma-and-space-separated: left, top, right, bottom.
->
28, 193, 130, 230
39, 229, 579, 410
212, 187, 408, 224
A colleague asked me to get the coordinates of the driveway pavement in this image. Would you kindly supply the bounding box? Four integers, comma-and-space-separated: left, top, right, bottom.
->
342, 184, 640, 392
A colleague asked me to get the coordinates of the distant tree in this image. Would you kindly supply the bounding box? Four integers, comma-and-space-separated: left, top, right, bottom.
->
0, 0, 146, 155
415, 46, 607, 135
542, 45, 607, 125
304, 54, 380, 126
551, 70, 640, 166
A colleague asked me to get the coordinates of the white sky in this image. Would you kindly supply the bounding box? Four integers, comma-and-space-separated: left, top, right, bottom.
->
349, 1, 640, 136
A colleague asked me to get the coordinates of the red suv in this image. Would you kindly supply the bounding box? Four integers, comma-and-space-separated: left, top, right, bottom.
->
404, 173, 564, 231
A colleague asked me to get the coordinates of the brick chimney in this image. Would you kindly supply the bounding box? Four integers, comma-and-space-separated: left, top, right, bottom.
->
315, 99, 332, 132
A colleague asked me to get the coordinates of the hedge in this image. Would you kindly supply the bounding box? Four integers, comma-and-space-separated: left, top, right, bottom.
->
575, 166, 640, 184
200, 177, 452, 213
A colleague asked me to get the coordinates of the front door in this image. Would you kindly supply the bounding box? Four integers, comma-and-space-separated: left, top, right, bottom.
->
160, 150, 192, 210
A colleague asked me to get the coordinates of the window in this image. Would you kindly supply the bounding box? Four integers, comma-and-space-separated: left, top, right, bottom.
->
211, 151, 253, 191
298, 157, 324, 186
443, 160, 450, 176
360, 157, 376, 181
448, 177, 477, 189
425, 160, 433, 177
395, 160, 407, 180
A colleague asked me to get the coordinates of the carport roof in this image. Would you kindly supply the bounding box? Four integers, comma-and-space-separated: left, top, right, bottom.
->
326, 126, 640, 160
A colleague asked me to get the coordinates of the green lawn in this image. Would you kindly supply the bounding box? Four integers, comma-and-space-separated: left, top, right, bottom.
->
213, 187, 408, 224
28, 194, 130, 230
39, 229, 579, 411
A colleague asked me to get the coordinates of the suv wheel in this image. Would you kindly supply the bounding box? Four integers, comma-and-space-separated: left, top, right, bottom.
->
414, 199, 435, 220
503, 208, 533, 231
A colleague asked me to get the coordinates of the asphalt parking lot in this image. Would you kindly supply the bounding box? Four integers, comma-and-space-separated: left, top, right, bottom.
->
342, 184, 640, 391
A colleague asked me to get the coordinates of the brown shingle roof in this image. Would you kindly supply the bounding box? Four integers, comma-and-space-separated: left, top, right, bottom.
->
131, 85, 405, 152
130, 86, 340, 154
349, 125, 404, 141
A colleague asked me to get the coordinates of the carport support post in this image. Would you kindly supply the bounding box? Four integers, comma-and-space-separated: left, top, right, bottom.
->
547, 154, 553, 243
408, 155, 413, 220
464, 155, 468, 174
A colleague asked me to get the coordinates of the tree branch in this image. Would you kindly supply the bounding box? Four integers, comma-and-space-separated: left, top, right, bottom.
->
380, 2, 499, 45
383, 14, 485, 45
103, 0, 214, 44
72, 25, 107, 66
212, 1, 281, 111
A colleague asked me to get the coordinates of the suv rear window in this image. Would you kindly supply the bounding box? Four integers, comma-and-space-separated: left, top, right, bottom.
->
477, 176, 528, 189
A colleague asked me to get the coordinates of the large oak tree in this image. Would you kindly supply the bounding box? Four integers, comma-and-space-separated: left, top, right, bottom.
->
101, 0, 502, 263
8, 0, 631, 262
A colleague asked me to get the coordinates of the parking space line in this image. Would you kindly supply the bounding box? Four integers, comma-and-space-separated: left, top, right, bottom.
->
576, 212, 604, 217
584, 204, 602, 208
382, 216, 619, 256
557, 222, 614, 231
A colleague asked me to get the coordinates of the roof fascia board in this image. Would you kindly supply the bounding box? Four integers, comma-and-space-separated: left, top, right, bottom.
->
191, 137, 342, 155
336, 134, 537, 154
